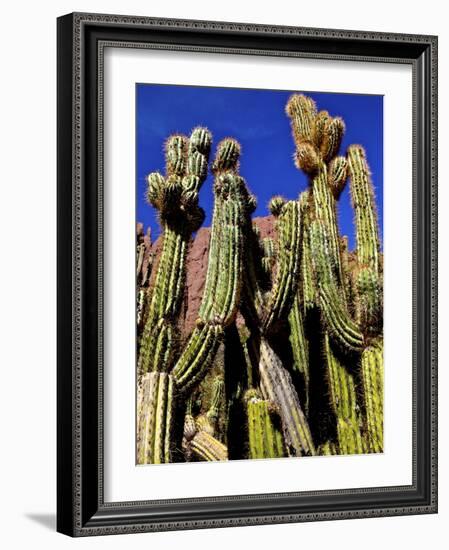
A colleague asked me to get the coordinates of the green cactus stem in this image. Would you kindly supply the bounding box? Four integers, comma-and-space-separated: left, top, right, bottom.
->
258, 338, 315, 456
138, 128, 211, 375
324, 335, 364, 454
361, 342, 384, 452
172, 323, 223, 393
300, 192, 316, 314
261, 237, 276, 281
347, 145, 382, 336
206, 377, 225, 428
318, 441, 339, 456
286, 95, 347, 294
262, 200, 302, 333
355, 266, 383, 334
137, 372, 175, 464
310, 164, 346, 292
246, 391, 285, 459
288, 294, 310, 412
347, 145, 380, 273
171, 139, 250, 393
189, 430, 228, 462
309, 219, 364, 353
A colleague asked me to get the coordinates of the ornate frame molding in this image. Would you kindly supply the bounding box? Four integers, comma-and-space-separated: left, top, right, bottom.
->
57, 12, 437, 536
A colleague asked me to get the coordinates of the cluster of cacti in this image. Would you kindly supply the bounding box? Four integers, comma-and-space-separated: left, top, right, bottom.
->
136, 93, 383, 464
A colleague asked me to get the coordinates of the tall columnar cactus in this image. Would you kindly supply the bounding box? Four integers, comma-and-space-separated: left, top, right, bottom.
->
245, 390, 285, 459
137, 372, 175, 464
261, 199, 302, 332
361, 342, 384, 452
238, 193, 315, 458
137, 92, 383, 464
138, 128, 212, 375
347, 145, 383, 336
324, 335, 364, 454
182, 377, 229, 461
286, 93, 383, 454
258, 338, 315, 456
288, 294, 309, 412
171, 138, 252, 394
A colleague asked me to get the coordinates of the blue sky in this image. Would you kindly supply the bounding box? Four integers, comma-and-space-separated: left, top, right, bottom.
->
136, 84, 383, 251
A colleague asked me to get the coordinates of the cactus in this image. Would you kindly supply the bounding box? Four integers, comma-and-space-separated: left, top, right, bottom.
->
324, 335, 364, 454
361, 342, 384, 452
182, 377, 229, 461
288, 294, 309, 412
262, 200, 302, 332
136, 92, 383, 463
286, 93, 383, 453
258, 338, 315, 456
190, 431, 228, 462
137, 372, 175, 464
171, 139, 250, 393
246, 390, 285, 459
138, 128, 212, 375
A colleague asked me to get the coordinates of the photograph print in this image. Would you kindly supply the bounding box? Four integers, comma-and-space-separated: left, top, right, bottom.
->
135, 84, 383, 465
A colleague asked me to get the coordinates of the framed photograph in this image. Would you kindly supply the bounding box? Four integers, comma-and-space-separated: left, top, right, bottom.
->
57, 12, 438, 536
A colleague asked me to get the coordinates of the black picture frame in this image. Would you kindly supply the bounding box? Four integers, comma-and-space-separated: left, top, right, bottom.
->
57, 12, 438, 537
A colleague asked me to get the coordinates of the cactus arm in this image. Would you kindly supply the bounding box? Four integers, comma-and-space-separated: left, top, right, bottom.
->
258, 338, 315, 456
324, 335, 364, 455
138, 129, 212, 375
190, 430, 228, 461
285, 94, 317, 144
246, 394, 285, 459
361, 342, 384, 452
206, 377, 225, 429
347, 145, 382, 337
288, 293, 310, 412
286, 95, 347, 296
311, 165, 345, 291
262, 200, 302, 332
309, 218, 364, 352
137, 372, 175, 464
198, 198, 222, 321
171, 140, 249, 393
216, 198, 244, 323
347, 145, 380, 273
172, 324, 223, 392
319, 285, 365, 351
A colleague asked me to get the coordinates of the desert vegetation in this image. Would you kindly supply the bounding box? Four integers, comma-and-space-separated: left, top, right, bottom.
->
136, 94, 383, 464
